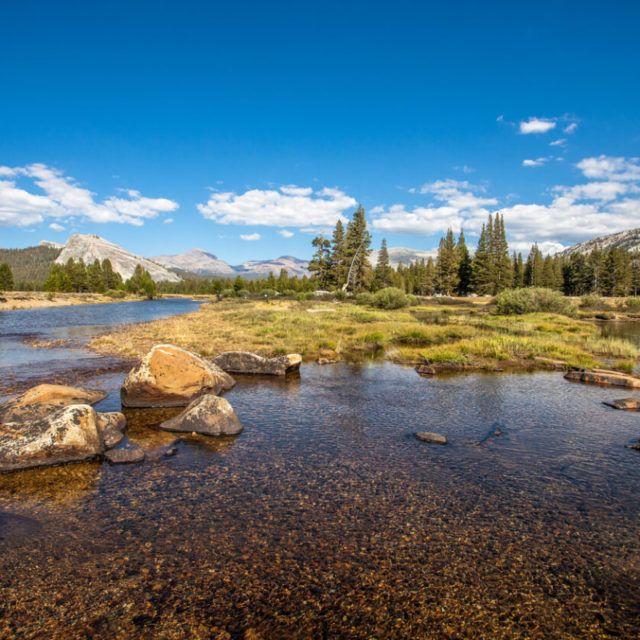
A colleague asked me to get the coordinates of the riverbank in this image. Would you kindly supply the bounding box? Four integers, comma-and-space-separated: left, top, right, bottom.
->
0, 291, 149, 311
89, 298, 640, 372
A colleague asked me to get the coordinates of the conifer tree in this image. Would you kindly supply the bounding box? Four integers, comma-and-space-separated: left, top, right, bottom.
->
0, 263, 14, 291
471, 224, 492, 294
87, 259, 105, 293
524, 245, 544, 287
101, 259, 122, 290
436, 228, 459, 296
308, 234, 331, 288
327, 220, 347, 288
456, 231, 472, 296
343, 205, 372, 291
373, 239, 392, 290
492, 213, 512, 292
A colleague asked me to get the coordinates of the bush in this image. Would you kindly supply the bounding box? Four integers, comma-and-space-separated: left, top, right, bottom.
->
333, 289, 347, 301
624, 297, 640, 312
260, 289, 277, 299
373, 287, 409, 310
221, 288, 235, 298
406, 295, 418, 306
236, 289, 251, 298
494, 288, 575, 316
580, 295, 613, 311
106, 289, 125, 299
355, 292, 375, 306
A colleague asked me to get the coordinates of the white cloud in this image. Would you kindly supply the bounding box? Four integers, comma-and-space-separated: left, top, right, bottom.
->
240, 233, 261, 241
522, 158, 549, 167
519, 118, 556, 134
549, 138, 566, 147
0, 164, 178, 228
372, 180, 498, 236
564, 123, 578, 134
49, 222, 64, 231
278, 229, 294, 238
163, 218, 174, 224
197, 185, 356, 228
577, 155, 640, 182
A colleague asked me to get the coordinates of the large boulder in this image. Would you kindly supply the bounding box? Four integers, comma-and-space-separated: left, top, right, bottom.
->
121, 344, 236, 408
0, 384, 107, 424
0, 405, 104, 472
564, 368, 640, 389
158, 394, 243, 436
213, 351, 302, 376
602, 398, 640, 411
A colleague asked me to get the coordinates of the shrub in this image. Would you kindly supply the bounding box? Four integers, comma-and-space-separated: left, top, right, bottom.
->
106, 289, 125, 299
363, 331, 385, 347
624, 297, 640, 312
494, 288, 575, 316
260, 289, 277, 299
406, 295, 418, 306
333, 289, 348, 301
221, 288, 235, 298
580, 295, 612, 311
373, 287, 409, 310
355, 292, 375, 306
236, 289, 251, 298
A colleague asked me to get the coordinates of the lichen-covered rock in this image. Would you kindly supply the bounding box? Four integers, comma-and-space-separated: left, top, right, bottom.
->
121, 344, 236, 408
414, 431, 448, 445
602, 398, 640, 411
213, 351, 302, 376
0, 405, 104, 472
0, 384, 107, 424
565, 368, 640, 389
158, 394, 243, 436
96, 412, 127, 449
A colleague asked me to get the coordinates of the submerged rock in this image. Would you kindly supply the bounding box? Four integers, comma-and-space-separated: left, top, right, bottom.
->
564, 367, 640, 389
626, 441, 640, 452
603, 398, 640, 411
414, 431, 448, 445
96, 412, 127, 449
415, 364, 436, 375
213, 351, 302, 376
121, 344, 236, 408
0, 384, 107, 423
105, 446, 145, 465
0, 405, 104, 472
159, 394, 243, 436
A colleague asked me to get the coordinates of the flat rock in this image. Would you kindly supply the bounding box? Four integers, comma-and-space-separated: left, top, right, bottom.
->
316, 358, 338, 365
96, 412, 127, 449
414, 431, 448, 445
0, 405, 104, 472
159, 394, 243, 436
603, 398, 640, 411
105, 446, 145, 465
564, 368, 640, 389
213, 351, 302, 376
415, 364, 436, 375
0, 384, 107, 424
121, 344, 236, 408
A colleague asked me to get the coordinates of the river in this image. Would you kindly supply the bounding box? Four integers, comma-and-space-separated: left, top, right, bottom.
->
0, 302, 639, 639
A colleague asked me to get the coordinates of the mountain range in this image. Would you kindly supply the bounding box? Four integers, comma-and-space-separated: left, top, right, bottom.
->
557, 227, 640, 258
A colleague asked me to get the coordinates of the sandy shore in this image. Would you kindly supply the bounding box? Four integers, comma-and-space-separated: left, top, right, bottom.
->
0, 291, 143, 311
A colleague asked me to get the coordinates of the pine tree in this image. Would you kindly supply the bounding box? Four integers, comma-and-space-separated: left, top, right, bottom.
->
87, 259, 105, 293
373, 239, 392, 290
327, 220, 347, 288
343, 205, 372, 291
492, 214, 512, 292
101, 259, 122, 290
436, 229, 459, 296
308, 234, 331, 288
471, 224, 492, 294
0, 263, 14, 292
512, 252, 524, 288
524, 245, 544, 287
456, 231, 472, 296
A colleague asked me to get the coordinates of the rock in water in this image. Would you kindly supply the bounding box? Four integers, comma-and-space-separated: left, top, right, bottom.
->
603, 398, 640, 411
415, 364, 436, 375
564, 368, 640, 389
105, 446, 145, 465
414, 431, 448, 445
158, 394, 243, 436
213, 351, 302, 376
96, 412, 127, 449
0, 384, 107, 423
0, 405, 104, 472
121, 344, 236, 408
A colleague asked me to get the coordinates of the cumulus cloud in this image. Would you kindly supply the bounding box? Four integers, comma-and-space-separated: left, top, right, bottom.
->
197, 185, 356, 228
577, 156, 640, 182
0, 164, 178, 228
278, 229, 294, 238
522, 158, 549, 167
49, 222, 64, 231
240, 233, 261, 241
519, 118, 556, 134
372, 180, 498, 236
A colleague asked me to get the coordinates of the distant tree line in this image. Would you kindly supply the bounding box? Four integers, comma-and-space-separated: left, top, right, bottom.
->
0, 245, 61, 289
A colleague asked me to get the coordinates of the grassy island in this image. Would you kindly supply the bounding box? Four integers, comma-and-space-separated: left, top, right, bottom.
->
90, 293, 640, 373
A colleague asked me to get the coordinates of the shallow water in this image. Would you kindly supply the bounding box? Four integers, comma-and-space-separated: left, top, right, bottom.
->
0, 298, 202, 396
1, 362, 639, 639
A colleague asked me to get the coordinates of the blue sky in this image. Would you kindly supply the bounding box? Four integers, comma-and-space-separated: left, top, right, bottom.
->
1, 0, 639, 262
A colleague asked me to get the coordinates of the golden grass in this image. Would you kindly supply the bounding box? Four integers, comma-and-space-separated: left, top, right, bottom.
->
89, 298, 640, 372
0, 291, 141, 311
